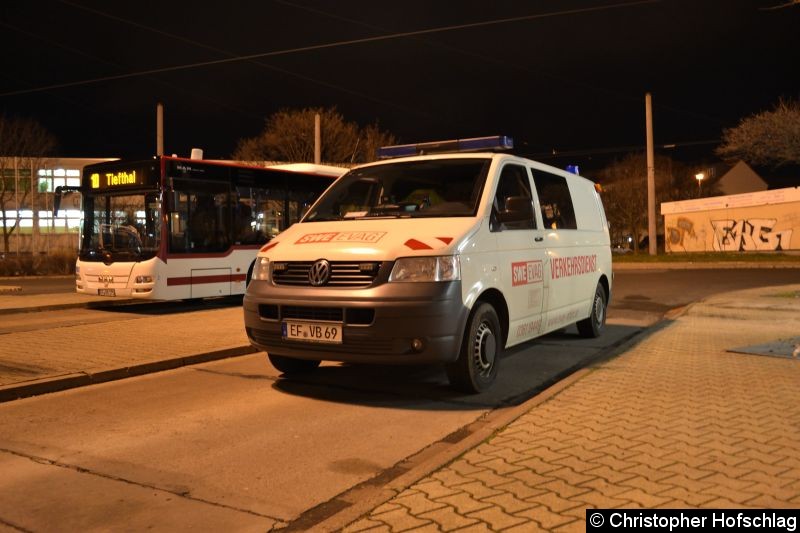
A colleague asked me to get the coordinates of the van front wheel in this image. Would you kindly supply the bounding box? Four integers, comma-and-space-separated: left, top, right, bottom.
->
446, 303, 501, 393
268, 353, 321, 375
577, 283, 607, 338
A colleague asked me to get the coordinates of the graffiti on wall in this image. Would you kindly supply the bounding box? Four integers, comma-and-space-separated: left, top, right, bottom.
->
668, 217, 696, 250
711, 218, 793, 251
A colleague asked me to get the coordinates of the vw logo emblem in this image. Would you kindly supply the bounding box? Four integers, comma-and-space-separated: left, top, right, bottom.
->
309, 259, 331, 286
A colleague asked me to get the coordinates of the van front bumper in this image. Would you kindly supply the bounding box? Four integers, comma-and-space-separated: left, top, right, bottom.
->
243, 280, 468, 364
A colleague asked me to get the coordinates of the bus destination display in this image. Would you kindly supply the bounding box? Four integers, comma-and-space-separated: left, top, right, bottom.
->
89, 169, 145, 189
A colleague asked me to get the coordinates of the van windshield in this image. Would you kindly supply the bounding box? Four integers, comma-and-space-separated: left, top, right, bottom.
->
303, 158, 490, 221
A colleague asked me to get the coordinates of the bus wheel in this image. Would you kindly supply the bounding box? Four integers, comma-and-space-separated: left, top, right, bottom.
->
446, 303, 501, 393
268, 353, 321, 375
577, 283, 607, 338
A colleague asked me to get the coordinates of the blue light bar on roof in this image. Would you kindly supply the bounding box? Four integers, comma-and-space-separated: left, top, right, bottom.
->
377, 135, 514, 159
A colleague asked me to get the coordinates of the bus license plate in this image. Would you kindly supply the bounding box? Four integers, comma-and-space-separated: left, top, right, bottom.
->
282, 321, 342, 344
98, 288, 116, 296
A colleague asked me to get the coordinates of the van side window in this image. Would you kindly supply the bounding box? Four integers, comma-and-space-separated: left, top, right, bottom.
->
492, 164, 536, 231
532, 170, 577, 230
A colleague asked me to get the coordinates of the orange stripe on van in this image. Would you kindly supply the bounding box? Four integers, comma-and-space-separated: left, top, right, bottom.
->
404, 238, 432, 250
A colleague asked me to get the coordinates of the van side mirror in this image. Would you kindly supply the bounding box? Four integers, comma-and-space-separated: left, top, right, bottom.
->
497, 196, 533, 224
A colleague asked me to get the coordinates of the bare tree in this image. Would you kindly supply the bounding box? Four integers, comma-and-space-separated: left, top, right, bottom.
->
353, 122, 396, 164
0, 115, 58, 254
716, 99, 800, 168
233, 107, 394, 164
596, 153, 704, 252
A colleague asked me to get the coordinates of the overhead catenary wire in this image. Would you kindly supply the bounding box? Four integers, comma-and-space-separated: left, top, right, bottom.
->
53, 0, 426, 117
1, 0, 660, 99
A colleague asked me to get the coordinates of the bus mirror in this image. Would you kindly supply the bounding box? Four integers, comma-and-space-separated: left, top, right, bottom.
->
54, 185, 82, 216
54, 186, 63, 216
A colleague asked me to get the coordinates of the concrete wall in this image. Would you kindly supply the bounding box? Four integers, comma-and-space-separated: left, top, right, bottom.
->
662, 187, 800, 252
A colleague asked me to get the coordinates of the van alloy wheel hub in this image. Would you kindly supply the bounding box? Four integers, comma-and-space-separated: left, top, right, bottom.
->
473, 322, 496, 374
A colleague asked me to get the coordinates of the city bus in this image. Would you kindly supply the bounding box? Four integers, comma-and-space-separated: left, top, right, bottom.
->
57, 156, 345, 300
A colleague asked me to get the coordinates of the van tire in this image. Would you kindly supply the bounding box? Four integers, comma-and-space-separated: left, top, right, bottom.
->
268, 353, 321, 375
577, 283, 607, 338
446, 303, 501, 393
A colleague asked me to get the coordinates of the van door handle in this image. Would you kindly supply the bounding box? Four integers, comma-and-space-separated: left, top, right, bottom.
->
534, 236, 544, 242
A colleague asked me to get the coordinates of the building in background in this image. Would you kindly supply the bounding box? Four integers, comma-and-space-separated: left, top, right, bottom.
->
662, 187, 800, 253
715, 161, 769, 196
0, 157, 117, 256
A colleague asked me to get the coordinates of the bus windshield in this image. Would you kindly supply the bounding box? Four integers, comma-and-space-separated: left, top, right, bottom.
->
303, 158, 490, 222
79, 192, 161, 263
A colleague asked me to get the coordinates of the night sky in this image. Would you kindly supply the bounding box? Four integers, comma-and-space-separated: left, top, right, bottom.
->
1, 0, 798, 173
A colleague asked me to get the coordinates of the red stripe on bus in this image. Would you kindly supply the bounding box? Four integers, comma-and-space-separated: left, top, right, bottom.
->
166, 244, 261, 260
404, 238, 432, 250
167, 274, 247, 286
436, 237, 453, 244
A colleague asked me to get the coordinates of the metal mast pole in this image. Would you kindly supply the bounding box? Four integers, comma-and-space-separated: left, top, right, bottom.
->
645, 92, 657, 256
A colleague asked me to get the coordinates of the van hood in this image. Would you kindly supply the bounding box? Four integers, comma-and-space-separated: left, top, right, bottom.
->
258, 218, 480, 261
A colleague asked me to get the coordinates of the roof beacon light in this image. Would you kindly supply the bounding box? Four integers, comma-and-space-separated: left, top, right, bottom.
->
377, 135, 514, 159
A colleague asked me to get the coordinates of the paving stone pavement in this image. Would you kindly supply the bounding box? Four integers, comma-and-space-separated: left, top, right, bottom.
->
344, 285, 800, 532
0, 290, 255, 400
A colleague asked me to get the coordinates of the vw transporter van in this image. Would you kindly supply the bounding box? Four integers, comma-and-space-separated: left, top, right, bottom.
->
243, 136, 612, 392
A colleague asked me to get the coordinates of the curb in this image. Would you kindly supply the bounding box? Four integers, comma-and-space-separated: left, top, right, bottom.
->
291, 367, 597, 533
285, 317, 666, 532
0, 285, 22, 294
0, 298, 139, 315
0, 345, 258, 403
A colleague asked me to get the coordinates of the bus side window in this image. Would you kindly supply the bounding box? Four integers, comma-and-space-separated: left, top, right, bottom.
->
234, 187, 264, 244
190, 193, 230, 252
169, 192, 188, 253
170, 179, 231, 253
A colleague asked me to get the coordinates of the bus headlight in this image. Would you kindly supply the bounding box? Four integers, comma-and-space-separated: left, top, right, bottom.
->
252, 257, 270, 282
389, 256, 460, 283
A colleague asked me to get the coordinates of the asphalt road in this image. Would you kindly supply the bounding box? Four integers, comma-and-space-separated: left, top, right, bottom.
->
0, 268, 798, 530
3, 268, 798, 333
0, 323, 639, 530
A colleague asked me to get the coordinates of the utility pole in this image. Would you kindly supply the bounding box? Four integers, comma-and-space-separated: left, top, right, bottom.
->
156, 102, 164, 157
645, 92, 657, 256
314, 113, 321, 164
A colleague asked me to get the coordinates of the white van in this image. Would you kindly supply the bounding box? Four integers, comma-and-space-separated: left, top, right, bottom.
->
243, 136, 612, 392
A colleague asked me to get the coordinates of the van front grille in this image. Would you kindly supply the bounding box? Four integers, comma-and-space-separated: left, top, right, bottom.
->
272, 261, 381, 288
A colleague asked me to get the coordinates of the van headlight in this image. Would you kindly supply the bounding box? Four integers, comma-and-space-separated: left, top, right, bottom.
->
389, 256, 460, 282
252, 257, 270, 282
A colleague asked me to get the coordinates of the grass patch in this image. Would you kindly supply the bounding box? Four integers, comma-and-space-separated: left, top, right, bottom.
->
769, 291, 800, 299
613, 252, 800, 263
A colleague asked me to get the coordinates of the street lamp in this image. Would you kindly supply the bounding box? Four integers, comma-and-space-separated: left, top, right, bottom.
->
695, 172, 705, 197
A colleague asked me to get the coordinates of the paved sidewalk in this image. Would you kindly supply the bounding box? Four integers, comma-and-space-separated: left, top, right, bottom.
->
340, 284, 800, 531
0, 291, 254, 401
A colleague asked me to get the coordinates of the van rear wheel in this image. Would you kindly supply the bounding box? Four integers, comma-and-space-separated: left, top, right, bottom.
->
446, 303, 501, 393
268, 353, 321, 375
577, 283, 607, 338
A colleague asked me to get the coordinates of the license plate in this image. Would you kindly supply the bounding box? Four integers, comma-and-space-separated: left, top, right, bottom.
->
98, 288, 116, 297
282, 321, 342, 344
